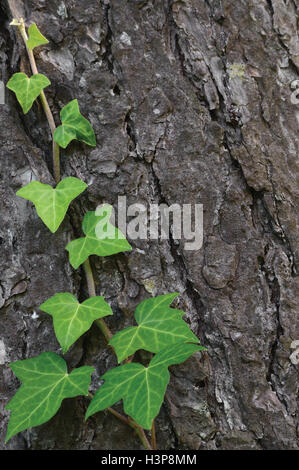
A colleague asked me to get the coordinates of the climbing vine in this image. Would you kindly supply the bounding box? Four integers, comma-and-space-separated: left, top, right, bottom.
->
5, 19, 206, 450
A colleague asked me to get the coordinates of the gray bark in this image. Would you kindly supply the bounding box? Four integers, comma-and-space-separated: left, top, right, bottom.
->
0, 0, 298, 450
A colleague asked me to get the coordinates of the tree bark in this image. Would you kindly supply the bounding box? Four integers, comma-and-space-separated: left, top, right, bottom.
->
0, 0, 298, 450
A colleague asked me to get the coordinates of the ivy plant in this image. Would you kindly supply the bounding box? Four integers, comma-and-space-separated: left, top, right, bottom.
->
86, 343, 203, 430
6, 72, 50, 114
4, 19, 206, 450
16, 177, 87, 232
109, 293, 199, 362
66, 210, 132, 269
27, 23, 49, 50
54, 99, 96, 148
39, 293, 113, 354
5, 353, 94, 443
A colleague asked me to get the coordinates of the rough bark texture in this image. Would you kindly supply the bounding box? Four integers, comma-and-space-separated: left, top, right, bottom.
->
0, 0, 298, 450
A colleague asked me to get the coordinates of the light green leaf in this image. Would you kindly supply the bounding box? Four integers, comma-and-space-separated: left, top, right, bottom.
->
16, 176, 87, 233
66, 207, 132, 269
5, 352, 94, 443
54, 125, 76, 148
86, 342, 204, 429
109, 293, 199, 362
6, 72, 51, 114
54, 99, 96, 148
27, 23, 49, 50
40, 293, 113, 353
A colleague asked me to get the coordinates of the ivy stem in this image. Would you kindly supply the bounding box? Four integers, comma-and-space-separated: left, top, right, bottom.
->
128, 418, 153, 451
17, 18, 60, 184
15, 17, 152, 452
88, 393, 152, 450
14, 22, 113, 342
151, 420, 157, 450
83, 258, 113, 342
84, 258, 152, 450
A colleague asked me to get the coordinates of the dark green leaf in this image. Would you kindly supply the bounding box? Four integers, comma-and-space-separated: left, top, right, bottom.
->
86, 342, 204, 429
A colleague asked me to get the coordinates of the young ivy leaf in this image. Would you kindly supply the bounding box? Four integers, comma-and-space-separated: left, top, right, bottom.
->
5, 352, 94, 443
6, 72, 51, 114
27, 23, 49, 50
40, 293, 113, 353
66, 207, 132, 269
109, 293, 199, 362
86, 342, 205, 429
54, 99, 96, 148
16, 176, 87, 233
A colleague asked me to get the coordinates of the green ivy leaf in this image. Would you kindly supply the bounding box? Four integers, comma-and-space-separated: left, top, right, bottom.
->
5, 352, 94, 443
66, 207, 132, 269
6, 72, 51, 114
54, 99, 96, 148
109, 293, 199, 362
40, 293, 113, 353
16, 176, 87, 233
27, 23, 49, 50
86, 342, 205, 429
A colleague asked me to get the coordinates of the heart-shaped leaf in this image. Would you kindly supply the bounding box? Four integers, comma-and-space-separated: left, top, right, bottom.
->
6, 72, 51, 114
40, 293, 113, 353
109, 293, 199, 362
66, 207, 132, 269
54, 99, 96, 148
86, 342, 204, 429
5, 352, 94, 443
27, 23, 49, 50
16, 176, 87, 233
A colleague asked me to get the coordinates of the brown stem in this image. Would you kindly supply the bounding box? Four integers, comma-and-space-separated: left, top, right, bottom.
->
151, 420, 157, 450
110, 411, 152, 450
88, 392, 130, 427
123, 354, 134, 364
128, 418, 152, 450
88, 393, 152, 450
83, 257, 96, 297
17, 19, 60, 183
107, 407, 132, 427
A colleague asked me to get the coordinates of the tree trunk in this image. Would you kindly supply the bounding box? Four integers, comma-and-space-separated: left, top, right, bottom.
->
0, 0, 298, 450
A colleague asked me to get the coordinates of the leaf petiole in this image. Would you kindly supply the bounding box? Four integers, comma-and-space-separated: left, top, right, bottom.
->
83, 258, 113, 343
151, 420, 157, 450
88, 392, 152, 450
15, 18, 60, 183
